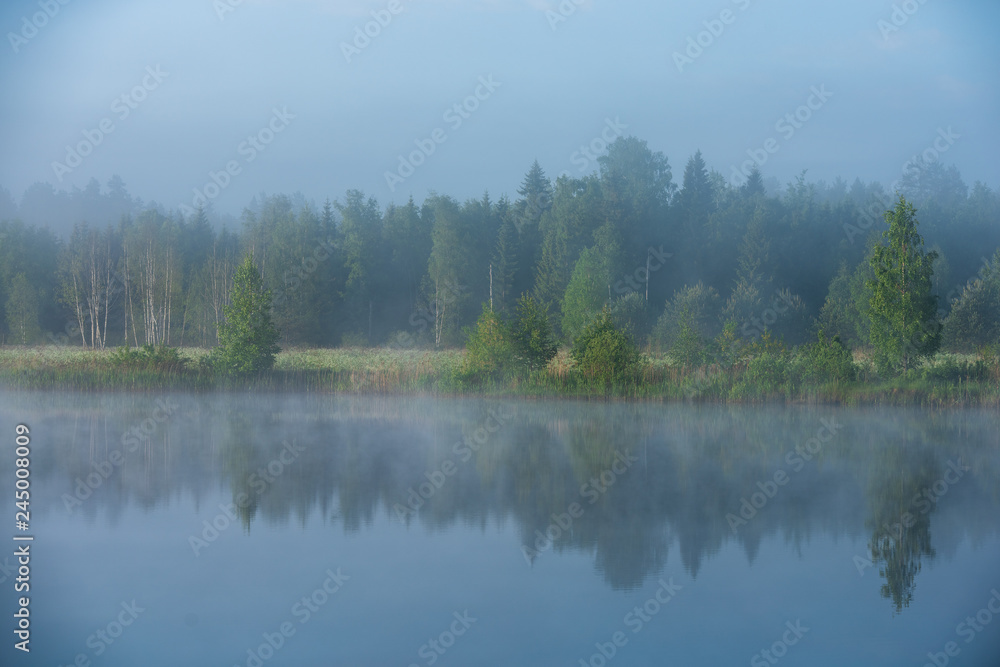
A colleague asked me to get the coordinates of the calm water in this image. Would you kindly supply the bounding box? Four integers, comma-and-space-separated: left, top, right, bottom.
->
2, 391, 999, 666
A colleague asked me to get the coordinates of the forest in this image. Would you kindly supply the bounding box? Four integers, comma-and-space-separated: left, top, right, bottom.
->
1, 136, 998, 382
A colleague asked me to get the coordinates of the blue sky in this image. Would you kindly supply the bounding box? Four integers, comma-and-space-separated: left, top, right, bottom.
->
0, 0, 997, 214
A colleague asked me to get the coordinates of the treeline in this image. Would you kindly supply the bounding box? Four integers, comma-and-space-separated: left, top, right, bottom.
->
0, 136, 998, 351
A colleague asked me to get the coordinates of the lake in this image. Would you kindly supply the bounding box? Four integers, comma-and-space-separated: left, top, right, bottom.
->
2, 391, 999, 666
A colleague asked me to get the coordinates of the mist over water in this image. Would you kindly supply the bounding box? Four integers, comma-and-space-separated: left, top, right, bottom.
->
2, 391, 999, 665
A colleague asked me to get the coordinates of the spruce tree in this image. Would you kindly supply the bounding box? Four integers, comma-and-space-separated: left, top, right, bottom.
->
867, 195, 940, 373
215, 253, 281, 375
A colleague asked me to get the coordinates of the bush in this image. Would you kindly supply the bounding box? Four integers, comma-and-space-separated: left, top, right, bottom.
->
943, 250, 1000, 351
508, 294, 558, 373
650, 282, 720, 352
609, 292, 651, 343
709, 320, 743, 368
571, 308, 642, 385
729, 332, 790, 399
669, 306, 708, 369
732, 350, 790, 399
459, 297, 558, 385
802, 331, 857, 384
110, 344, 188, 373
459, 305, 513, 383
919, 355, 988, 383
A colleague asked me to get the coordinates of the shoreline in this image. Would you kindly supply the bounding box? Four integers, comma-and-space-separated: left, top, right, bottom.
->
1, 346, 996, 408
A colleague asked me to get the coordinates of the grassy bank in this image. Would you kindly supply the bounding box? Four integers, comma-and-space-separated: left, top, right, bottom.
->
1, 345, 997, 407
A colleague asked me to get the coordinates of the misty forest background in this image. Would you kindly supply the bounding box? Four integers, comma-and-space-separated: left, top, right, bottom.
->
1, 137, 998, 355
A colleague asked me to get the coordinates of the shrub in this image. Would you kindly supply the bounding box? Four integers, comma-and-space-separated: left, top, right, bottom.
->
459, 305, 513, 384
571, 308, 642, 385
669, 306, 707, 369
802, 331, 857, 384
508, 294, 558, 373
650, 282, 720, 352
729, 332, 790, 399
110, 344, 188, 373
943, 250, 1000, 351
919, 355, 988, 383
710, 320, 743, 368
609, 292, 651, 343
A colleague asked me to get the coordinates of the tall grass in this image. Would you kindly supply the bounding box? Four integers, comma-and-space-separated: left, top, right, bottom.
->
1, 344, 997, 406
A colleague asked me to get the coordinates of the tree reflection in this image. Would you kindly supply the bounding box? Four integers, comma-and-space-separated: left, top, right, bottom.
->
865, 446, 939, 613
36, 394, 999, 607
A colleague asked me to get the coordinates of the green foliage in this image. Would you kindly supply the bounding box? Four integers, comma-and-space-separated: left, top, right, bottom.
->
508, 294, 558, 372
803, 330, 857, 384
669, 306, 708, 369
561, 247, 608, 341
459, 305, 513, 383
918, 354, 989, 383
651, 282, 720, 352
213, 253, 281, 375
110, 343, 188, 373
460, 295, 558, 384
818, 261, 871, 348
730, 333, 790, 399
943, 250, 1000, 351
4, 273, 40, 344
571, 308, 642, 385
867, 195, 941, 374
711, 320, 743, 368
608, 292, 650, 343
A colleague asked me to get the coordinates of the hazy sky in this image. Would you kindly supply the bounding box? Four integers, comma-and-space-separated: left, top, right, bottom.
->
1, 0, 997, 214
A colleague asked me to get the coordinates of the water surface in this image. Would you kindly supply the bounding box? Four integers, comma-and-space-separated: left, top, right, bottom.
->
2, 391, 999, 666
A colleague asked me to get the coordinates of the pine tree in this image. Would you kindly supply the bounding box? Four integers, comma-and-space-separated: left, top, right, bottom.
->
214, 253, 281, 375
514, 160, 552, 297
867, 195, 940, 373
491, 212, 519, 315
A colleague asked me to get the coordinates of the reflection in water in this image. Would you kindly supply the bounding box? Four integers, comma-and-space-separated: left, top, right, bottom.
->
11, 392, 1000, 614
865, 446, 939, 613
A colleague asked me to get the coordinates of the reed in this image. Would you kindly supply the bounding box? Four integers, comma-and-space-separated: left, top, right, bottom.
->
0, 344, 997, 406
